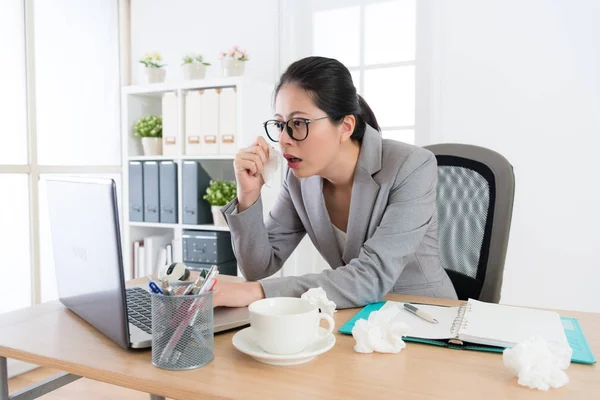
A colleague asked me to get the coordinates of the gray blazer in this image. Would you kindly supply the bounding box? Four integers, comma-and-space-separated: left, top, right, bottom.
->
222, 125, 457, 309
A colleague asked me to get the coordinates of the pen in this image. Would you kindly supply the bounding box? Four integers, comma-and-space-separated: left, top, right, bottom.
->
403, 303, 438, 324
183, 273, 205, 296
159, 274, 218, 364
193, 268, 219, 296
148, 281, 163, 294
188, 278, 218, 326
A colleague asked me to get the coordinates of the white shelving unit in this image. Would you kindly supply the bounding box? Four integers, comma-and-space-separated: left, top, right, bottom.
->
121, 76, 280, 280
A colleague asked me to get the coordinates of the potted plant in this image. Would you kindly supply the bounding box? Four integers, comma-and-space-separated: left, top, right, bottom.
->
181, 53, 211, 80
203, 179, 237, 226
220, 45, 249, 77
134, 115, 163, 156
139, 52, 166, 84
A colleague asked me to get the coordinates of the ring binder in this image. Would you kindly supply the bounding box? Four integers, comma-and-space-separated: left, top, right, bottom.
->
449, 303, 472, 345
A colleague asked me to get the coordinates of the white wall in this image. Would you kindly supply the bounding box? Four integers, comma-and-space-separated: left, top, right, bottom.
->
129, 0, 600, 312
431, 0, 600, 312
130, 0, 279, 85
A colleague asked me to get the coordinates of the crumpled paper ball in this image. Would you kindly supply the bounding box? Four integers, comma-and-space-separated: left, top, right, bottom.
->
351, 306, 410, 354
503, 335, 572, 391
301, 287, 336, 316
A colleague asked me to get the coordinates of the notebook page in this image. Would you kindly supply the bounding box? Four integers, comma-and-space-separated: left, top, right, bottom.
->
458, 299, 569, 348
382, 301, 460, 340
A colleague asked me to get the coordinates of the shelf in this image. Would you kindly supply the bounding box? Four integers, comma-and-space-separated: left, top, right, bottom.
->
128, 155, 177, 161
182, 224, 230, 231
128, 155, 235, 161
128, 221, 230, 231
128, 222, 178, 229
122, 76, 248, 96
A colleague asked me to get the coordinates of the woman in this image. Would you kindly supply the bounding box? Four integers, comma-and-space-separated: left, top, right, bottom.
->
213, 56, 457, 309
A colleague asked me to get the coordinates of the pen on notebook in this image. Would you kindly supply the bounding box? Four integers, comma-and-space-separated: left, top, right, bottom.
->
403, 303, 438, 324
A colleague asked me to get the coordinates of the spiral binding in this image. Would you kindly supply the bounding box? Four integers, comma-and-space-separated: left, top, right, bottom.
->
450, 302, 473, 338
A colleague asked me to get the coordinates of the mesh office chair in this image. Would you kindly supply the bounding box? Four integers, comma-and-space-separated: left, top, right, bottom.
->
424, 144, 515, 303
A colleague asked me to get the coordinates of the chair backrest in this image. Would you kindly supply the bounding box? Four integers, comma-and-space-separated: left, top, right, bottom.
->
424, 143, 515, 303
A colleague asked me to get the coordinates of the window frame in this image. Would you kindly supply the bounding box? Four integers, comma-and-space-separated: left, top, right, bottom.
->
0, 0, 121, 307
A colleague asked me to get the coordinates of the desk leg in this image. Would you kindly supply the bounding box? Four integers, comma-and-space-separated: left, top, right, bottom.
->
149, 395, 166, 400
0, 357, 8, 400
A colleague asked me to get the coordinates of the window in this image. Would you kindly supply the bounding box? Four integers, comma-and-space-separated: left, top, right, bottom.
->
0, 0, 122, 313
284, 0, 417, 144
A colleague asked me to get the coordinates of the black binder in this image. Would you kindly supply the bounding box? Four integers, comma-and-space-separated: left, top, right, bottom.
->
182, 161, 212, 225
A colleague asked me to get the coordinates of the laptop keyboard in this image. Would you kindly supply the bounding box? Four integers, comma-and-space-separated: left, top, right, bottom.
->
125, 287, 152, 334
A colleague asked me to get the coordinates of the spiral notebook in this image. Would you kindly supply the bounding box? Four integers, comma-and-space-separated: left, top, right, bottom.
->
339, 298, 596, 365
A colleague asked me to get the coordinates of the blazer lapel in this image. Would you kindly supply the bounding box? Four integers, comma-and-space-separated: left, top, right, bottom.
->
342, 126, 382, 263
301, 175, 344, 267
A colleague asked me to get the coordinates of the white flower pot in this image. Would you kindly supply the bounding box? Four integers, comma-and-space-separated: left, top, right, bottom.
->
211, 206, 228, 227
141, 137, 163, 156
182, 63, 207, 80
221, 59, 245, 77
144, 67, 166, 84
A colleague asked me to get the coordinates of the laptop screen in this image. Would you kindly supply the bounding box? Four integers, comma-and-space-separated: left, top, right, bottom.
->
45, 177, 131, 349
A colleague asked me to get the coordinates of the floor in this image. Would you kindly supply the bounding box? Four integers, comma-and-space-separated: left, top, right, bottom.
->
8, 367, 159, 399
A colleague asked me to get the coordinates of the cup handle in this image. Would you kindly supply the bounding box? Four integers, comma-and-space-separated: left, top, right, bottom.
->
315, 313, 335, 339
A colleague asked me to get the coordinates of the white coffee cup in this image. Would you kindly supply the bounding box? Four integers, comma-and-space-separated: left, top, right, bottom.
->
248, 297, 335, 355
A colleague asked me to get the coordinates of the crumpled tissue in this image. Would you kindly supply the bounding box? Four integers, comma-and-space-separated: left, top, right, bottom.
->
301, 287, 337, 316
262, 145, 281, 188
351, 306, 410, 354
503, 335, 572, 391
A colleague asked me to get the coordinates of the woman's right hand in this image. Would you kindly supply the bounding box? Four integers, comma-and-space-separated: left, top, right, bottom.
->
234, 136, 270, 211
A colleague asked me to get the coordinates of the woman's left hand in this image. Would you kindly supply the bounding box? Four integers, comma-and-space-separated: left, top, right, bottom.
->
212, 279, 265, 308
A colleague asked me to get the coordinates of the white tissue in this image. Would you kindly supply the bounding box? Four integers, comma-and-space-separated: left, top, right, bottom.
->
301, 287, 337, 316
351, 306, 410, 354
262, 146, 281, 187
503, 336, 572, 391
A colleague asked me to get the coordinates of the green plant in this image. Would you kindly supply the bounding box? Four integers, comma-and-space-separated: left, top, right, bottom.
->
134, 115, 162, 138
181, 53, 211, 66
203, 179, 237, 206
139, 52, 166, 68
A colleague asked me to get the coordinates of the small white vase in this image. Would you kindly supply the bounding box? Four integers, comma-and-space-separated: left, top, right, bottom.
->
144, 67, 166, 84
182, 63, 207, 80
221, 59, 245, 77
211, 206, 228, 226
141, 137, 163, 156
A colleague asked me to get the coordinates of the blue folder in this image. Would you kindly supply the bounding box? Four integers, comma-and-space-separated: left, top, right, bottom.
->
338, 301, 596, 365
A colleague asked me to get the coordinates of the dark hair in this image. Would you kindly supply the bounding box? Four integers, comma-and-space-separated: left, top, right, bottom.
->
274, 56, 380, 143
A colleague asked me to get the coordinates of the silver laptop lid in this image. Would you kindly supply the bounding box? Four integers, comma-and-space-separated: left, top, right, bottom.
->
45, 176, 131, 350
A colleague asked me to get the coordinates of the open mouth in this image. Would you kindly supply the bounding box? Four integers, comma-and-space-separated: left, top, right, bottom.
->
284, 154, 303, 163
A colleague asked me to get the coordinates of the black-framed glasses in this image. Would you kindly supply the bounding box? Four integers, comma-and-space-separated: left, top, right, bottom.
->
263, 116, 329, 142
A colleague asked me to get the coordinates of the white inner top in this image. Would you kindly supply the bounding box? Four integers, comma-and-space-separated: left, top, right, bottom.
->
332, 224, 347, 254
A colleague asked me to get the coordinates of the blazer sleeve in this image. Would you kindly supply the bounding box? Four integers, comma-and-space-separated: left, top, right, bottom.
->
259, 149, 438, 309
221, 170, 306, 280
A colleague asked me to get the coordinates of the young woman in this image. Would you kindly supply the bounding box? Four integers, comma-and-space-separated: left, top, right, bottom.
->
213, 56, 457, 309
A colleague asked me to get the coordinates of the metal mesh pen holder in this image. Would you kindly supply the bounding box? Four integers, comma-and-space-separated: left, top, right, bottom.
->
151, 283, 214, 370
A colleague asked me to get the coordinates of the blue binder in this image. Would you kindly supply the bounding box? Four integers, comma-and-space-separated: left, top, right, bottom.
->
159, 161, 178, 223
338, 301, 596, 365
143, 161, 160, 223
128, 161, 144, 222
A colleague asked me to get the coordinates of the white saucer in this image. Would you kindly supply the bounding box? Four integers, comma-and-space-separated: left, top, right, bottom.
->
232, 327, 336, 366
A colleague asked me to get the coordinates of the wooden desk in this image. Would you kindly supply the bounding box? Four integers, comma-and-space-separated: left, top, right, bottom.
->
0, 290, 598, 400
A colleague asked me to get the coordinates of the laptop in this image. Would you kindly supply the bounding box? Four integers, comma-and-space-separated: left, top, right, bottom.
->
45, 176, 249, 350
